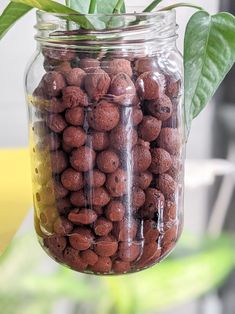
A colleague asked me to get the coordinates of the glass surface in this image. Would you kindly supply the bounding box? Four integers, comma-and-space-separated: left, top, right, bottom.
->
25, 11, 185, 275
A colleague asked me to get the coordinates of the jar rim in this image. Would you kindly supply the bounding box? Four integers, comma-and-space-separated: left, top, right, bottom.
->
35, 9, 177, 51
36, 9, 175, 19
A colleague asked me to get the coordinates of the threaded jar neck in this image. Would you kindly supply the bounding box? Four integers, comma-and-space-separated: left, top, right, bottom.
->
35, 10, 178, 55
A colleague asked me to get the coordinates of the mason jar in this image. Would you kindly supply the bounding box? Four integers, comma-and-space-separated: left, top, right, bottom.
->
25, 10, 185, 275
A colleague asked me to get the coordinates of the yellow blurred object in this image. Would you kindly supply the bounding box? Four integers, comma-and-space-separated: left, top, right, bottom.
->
0, 148, 32, 255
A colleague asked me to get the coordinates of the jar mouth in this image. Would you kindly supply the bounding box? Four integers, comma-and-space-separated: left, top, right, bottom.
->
35, 9, 177, 52
36, 9, 175, 20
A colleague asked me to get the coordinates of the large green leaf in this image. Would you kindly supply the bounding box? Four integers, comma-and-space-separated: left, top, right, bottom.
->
184, 11, 235, 137
0, 2, 32, 40
11, 0, 94, 28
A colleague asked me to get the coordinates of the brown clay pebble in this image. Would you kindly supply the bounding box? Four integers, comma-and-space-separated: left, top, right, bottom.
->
44, 236, 67, 252
65, 68, 86, 87
135, 243, 161, 268
53, 180, 69, 199
61, 168, 84, 191
87, 100, 120, 131
43, 47, 76, 61
121, 106, 144, 126
46, 114, 67, 133
94, 217, 113, 236
97, 150, 120, 173
63, 86, 88, 108
91, 188, 111, 206
54, 217, 73, 236
134, 57, 159, 74
42, 71, 66, 97
167, 156, 182, 181
166, 76, 181, 98
109, 73, 136, 106
131, 106, 144, 126
44, 236, 67, 260
157, 128, 181, 155
148, 94, 173, 121
150, 148, 172, 174
138, 116, 162, 142
113, 218, 138, 241
136, 71, 165, 100
63, 126, 86, 148
55, 61, 72, 75
69, 227, 94, 251
162, 224, 178, 245
110, 124, 138, 150
106, 168, 127, 197
68, 208, 97, 225
56, 197, 72, 215
70, 146, 96, 172
132, 187, 146, 209
43, 58, 59, 72
87, 131, 109, 151
102, 59, 132, 78
94, 236, 118, 257
65, 107, 84, 126
70, 190, 87, 207
50, 150, 68, 174
62, 142, 73, 153
118, 242, 141, 262
112, 260, 131, 273
163, 200, 177, 222
85, 68, 111, 101
158, 174, 177, 200
93, 206, 103, 216
63, 247, 87, 271
162, 103, 179, 129
44, 97, 65, 114
90, 256, 112, 273
105, 201, 125, 222
79, 58, 100, 72
132, 145, 152, 172
42, 133, 61, 151
142, 188, 165, 217
85, 169, 106, 188
143, 220, 160, 244
134, 171, 153, 190
80, 250, 98, 266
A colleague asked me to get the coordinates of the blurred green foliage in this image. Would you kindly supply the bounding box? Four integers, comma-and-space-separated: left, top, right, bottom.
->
0, 233, 235, 314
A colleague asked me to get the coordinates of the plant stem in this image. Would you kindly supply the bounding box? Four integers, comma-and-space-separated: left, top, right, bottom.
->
143, 0, 163, 12
89, 0, 96, 14
159, 3, 203, 11
113, 0, 124, 14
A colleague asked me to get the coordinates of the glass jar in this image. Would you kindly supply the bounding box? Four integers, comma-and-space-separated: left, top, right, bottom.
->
25, 10, 185, 275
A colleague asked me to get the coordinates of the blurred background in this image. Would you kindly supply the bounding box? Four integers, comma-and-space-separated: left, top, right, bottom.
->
0, 0, 235, 314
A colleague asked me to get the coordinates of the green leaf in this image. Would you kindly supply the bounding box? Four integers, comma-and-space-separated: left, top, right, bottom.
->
110, 0, 125, 14
89, 0, 97, 14
184, 11, 235, 137
143, 0, 163, 12
0, 2, 32, 40
68, 0, 126, 14
11, 0, 94, 29
66, 0, 90, 14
